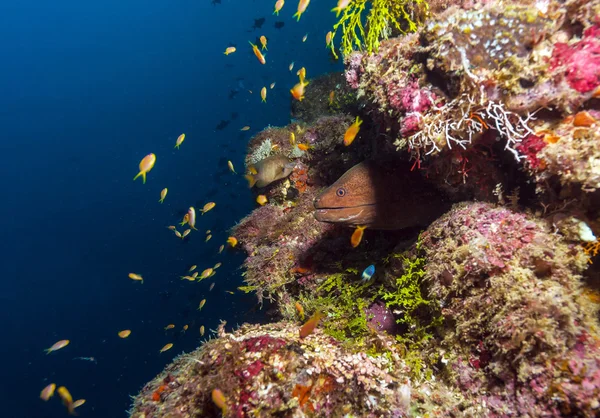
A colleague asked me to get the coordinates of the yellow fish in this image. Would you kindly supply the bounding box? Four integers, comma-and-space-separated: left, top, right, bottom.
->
118, 329, 131, 338
260, 35, 268, 50
344, 116, 363, 146
57, 386, 74, 414
200, 325, 205, 336
273, 0, 284, 15
189, 265, 197, 272
289, 61, 295, 71
206, 234, 212, 242
188, 207, 197, 230
40, 383, 56, 401
198, 299, 207, 311
213, 262, 222, 269
212, 388, 228, 414
128, 273, 144, 283
270, 82, 276, 89
302, 33, 308, 42
256, 195, 268, 206
174, 133, 185, 149
164, 324, 175, 330
228, 160, 236, 174
331, 0, 351, 17
182, 229, 191, 238
45, 339, 70, 354
201, 202, 216, 214
218, 244, 225, 254
72, 399, 86, 409
227, 237, 238, 247
326, 31, 333, 46
159, 343, 173, 353
261, 87, 267, 103
224, 46, 236, 55
293, 0, 310, 21
249, 41, 266, 64
159, 188, 168, 203
133, 153, 156, 184
240, 126, 250, 131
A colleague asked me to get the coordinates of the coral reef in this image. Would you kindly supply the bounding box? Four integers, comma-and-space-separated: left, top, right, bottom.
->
131, 1, 600, 416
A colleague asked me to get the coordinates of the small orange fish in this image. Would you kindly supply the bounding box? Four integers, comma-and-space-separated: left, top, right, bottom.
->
240, 126, 251, 131
212, 388, 228, 413
224, 46, 236, 55
260, 35, 268, 50
201, 202, 216, 214
40, 383, 56, 401
350, 225, 366, 248
174, 133, 185, 149
159, 343, 173, 353
174, 230, 183, 239
295, 301, 305, 320
261, 87, 267, 102
167, 225, 177, 231
249, 41, 266, 64
325, 31, 333, 46
72, 399, 86, 409
180, 275, 195, 281
299, 311, 323, 338
205, 234, 212, 242
118, 329, 131, 338
227, 236, 238, 247
291, 80, 309, 101
200, 325, 205, 336
273, 0, 284, 15
344, 116, 363, 146
128, 273, 143, 283
289, 61, 295, 71
179, 213, 189, 226
270, 82, 276, 89
228, 160, 236, 174
188, 207, 197, 230
45, 339, 70, 354
159, 188, 168, 203
293, 0, 311, 21
198, 299, 207, 311
214, 262, 222, 269
164, 324, 175, 330
57, 386, 74, 414
189, 265, 197, 272
256, 195, 268, 205
331, 0, 351, 17
296, 67, 306, 83
302, 33, 308, 42
133, 153, 156, 184
329, 91, 335, 105
209, 282, 216, 291
182, 229, 191, 238
297, 143, 311, 151
191, 271, 199, 279
182, 324, 188, 331
218, 244, 225, 254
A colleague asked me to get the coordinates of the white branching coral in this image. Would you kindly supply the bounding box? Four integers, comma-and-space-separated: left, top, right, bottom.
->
400, 93, 536, 161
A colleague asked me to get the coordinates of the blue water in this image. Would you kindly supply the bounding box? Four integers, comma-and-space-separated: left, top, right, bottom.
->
0, 0, 342, 416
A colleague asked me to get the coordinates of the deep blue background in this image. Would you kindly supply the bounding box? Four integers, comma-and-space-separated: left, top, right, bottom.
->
0, 0, 341, 416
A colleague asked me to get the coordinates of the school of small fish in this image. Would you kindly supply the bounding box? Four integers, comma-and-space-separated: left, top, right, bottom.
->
38, 1, 362, 412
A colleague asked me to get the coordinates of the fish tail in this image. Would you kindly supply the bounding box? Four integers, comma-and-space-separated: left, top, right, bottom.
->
245, 174, 257, 188
293, 11, 301, 21
273, 10, 278, 15
331, 7, 341, 17
133, 171, 142, 182
159, 198, 164, 203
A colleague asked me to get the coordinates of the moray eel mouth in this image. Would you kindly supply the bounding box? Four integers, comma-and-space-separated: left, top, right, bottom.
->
313, 203, 376, 226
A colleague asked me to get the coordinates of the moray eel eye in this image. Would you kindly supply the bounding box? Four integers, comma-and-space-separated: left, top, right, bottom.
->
336, 187, 346, 197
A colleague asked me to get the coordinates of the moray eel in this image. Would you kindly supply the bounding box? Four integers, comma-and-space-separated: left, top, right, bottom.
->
313, 161, 447, 230
246, 155, 296, 188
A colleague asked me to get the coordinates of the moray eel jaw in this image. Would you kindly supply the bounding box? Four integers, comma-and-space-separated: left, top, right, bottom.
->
314, 204, 375, 226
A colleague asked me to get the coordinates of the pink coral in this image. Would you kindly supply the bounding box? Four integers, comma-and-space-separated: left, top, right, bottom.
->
345, 52, 363, 89
515, 133, 546, 170
550, 25, 600, 93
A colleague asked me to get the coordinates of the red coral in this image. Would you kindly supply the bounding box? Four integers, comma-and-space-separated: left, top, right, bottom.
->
516, 134, 546, 170
242, 335, 286, 353
550, 26, 600, 93
235, 360, 264, 381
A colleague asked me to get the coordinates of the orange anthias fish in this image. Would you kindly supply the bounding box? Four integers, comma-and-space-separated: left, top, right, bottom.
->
159, 187, 168, 203
45, 339, 70, 354
343, 116, 363, 146
133, 153, 156, 184
180, 213, 189, 226
164, 324, 175, 330
200, 325, 205, 336
351, 225, 366, 248
159, 343, 173, 353
331, 0, 351, 17
295, 301, 305, 320
261, 87, 267, 102
293, 0, 311, 21
128, 273, 144, 283
198, 299, 207, 311
249, 41, 266, 64
302, 33, 308, 42
259, 35, 268, 50
329, 91, 335, 105
256, 195, 268, 206
224, 46, 236, 55
326, 31, 333, 47
273, 0, 284, 15
227, 236, 238, 247
212, 388, 228, 414
297, 143, 311, 151
57, 386, 74, 414
188, 206, 197, 230
291, 80, 309, 101
297, 67, 306, 83
174, 133, 185, 149
40, 383, 56, 401
241, 126, 250, 131
299, 311, 323, 338
118, 329, 131, 338
201, 202, 216, 214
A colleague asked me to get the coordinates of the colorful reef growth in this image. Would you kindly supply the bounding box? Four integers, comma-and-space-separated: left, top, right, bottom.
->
131, 0, 600, 416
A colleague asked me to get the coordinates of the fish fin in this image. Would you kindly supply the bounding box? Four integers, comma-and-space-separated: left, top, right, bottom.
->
245, 174, 257, 188
133, 172, 142, 182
